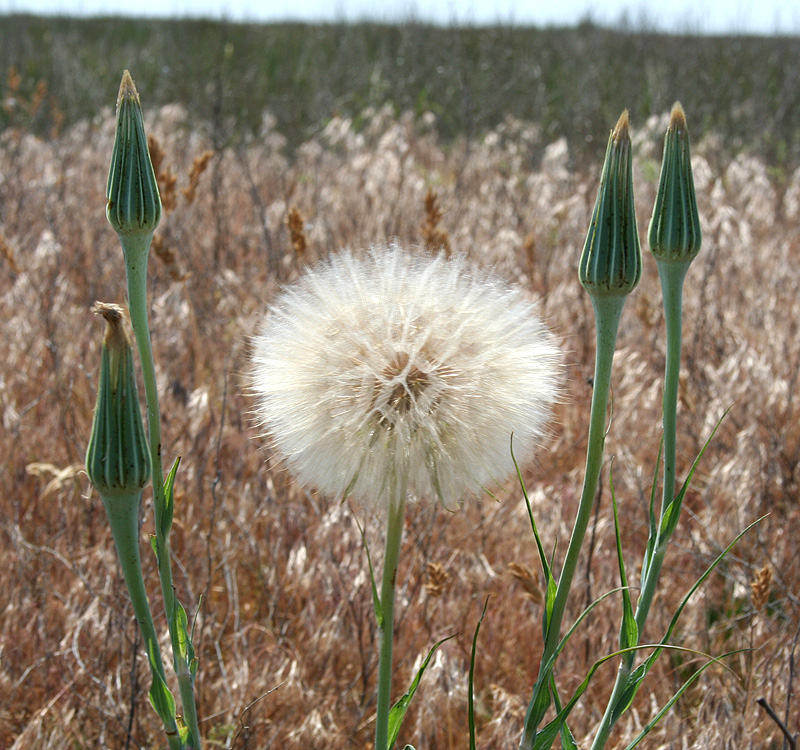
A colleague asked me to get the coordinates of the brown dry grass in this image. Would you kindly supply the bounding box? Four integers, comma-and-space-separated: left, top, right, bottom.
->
0, 102, 798, 749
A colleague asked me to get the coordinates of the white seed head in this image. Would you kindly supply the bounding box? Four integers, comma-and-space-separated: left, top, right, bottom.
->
251, 243, 561, 509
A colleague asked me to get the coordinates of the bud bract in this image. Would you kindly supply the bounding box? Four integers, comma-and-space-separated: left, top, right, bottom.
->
106, 70, 161, 238
648, 102, 702, 264
86, 303, 151, 499
579, 110, 642, 298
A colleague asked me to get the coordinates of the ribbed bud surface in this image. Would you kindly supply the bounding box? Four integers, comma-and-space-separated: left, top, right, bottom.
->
648, 102, 702, 263
86, 303, 151, 498
106, 70, 161, 237
579, 111, 642, 297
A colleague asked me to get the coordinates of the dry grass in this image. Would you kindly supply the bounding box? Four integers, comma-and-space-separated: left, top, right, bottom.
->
0, 102, 798, 749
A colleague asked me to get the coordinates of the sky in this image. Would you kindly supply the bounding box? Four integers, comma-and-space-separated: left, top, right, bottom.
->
1, 0, 799, 34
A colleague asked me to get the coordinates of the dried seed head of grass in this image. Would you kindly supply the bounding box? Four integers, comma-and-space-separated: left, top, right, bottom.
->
250, 242, 561, 511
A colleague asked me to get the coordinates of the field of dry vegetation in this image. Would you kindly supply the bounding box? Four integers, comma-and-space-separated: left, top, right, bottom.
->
1, 78, 799, 749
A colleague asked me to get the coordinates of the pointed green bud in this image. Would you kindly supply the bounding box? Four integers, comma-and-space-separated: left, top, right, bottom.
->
86, 303, 151, 499
579, 111, 642, 298
648, 102, 702, 264
106, 71, 161, 238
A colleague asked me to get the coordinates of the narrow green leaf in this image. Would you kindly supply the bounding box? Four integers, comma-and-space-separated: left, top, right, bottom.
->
512, 436, 557, 637
531, 655, 609, 750
547, 673, 578, 750
469, 598, 489, 750
524, 677, 552, 744
387, 635, 455, 748
611, 517, 764, 726
147, 639, 178, 727
640, 439, 663, 586
659, 408, 729, 543
531, 644, 725, 749
641, 515, 766, 678
610, 466, 637, 653
531, 718, 564, 750
161, 455, 181, 540
555, 586, 627, 658
559, 717, 578, 749
526, 585, 629, 740
610, 676, 643, 725
613, 516, 766, 722
543, 574, 557, 636
189, 596, 201, 678
353, 512, 383, 628
524, 584, 629, 740
622, 650, 746, 750
657, 500, 681, 546
512, 436, 554, 581
174, 600, 197, 674
607, 660, 650, 725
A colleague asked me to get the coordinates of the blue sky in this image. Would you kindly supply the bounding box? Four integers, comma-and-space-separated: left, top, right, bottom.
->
1, 0, 798, 34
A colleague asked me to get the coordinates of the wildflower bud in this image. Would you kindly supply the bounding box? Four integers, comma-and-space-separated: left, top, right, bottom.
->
579, 110, 642, 297
106, 70, 161, 237
86, 303, 151, 498
648, 102, 701, 263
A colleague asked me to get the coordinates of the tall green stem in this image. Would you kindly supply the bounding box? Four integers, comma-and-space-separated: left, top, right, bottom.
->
634, 261, 687, 633
590, 262, 688, 750
123, 235, 174, 621
123, 233, 202, 749
519, 295, 625, 750
374, 489, 407, 750
103, 493, 184, 750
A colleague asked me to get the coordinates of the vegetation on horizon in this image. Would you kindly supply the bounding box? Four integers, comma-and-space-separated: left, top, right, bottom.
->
2, 15, 800, 168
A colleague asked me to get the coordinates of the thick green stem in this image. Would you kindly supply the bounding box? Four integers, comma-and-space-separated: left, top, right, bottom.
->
374, 490, 407, 750
102, 493, 184, 750
590, 262, 688, 750
634, 261, 687, 634
123, 233, 202, 749
123, 237, 175, 628
520, 294, 625, 750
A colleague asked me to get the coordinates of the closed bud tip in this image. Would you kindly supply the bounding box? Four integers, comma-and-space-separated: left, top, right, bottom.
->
612, 109, 630, 143
106, 70, 161, 239
648, 102, 702, 264
579, 110, 642, 298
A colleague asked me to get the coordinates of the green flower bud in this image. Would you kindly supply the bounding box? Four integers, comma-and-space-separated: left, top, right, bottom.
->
106, 71, 161, 238
648, 102, 702, 263
579, 110, 642, 298
86, 303, 151, 499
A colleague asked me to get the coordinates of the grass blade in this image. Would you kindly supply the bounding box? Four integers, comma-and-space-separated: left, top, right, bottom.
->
469, 597, 490, 750
352, 510, 383, 627
622, 649, 747, 750
387, 634, 456, 748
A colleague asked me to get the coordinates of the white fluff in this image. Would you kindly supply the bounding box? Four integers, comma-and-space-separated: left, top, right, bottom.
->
251, 243, 561, 509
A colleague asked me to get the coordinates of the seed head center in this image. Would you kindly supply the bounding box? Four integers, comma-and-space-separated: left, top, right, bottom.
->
388, 364, 430, 414
373, 351, 434, 427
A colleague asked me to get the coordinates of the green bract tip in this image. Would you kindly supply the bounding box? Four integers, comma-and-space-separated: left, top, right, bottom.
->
106, 71, 161, 238
648, 102, 702, 264
579, 110, 642, 298
86, 303, 151, 499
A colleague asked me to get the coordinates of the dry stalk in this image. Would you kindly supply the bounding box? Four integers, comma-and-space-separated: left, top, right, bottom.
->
420, 188, 451, 255
182, 151, 214, 205
148, 135, 178, 212
286, 205, 310, 262
0, 230, 21, 273
425, 562, 449, 598
151, 233, 190, 282
508, 562, 542, 605
751, 565, 773, 611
